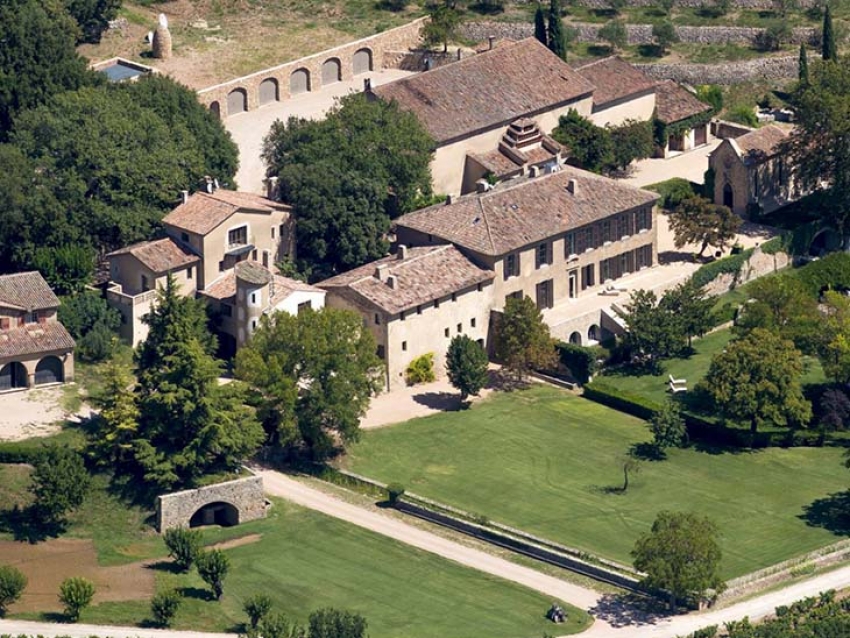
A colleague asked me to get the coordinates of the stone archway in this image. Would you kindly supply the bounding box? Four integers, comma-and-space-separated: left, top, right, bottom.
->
290, 68, 310, 95
810, 228, 842, 257
35, 356, 63, 385
0, 362, 27, 391
569, 331, 582, 345
322, 58, 341, 85
259, 78, 279, 106
588, 324, 600, 343
723, 183, 734, 210
353, 48, 373, 75
209, 101, 221, 120
190, 501, 239, 528
227, 88, 248, 115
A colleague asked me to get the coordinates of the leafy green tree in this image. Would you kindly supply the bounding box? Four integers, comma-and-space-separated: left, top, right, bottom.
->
58, 291, 121, 362
235, 307, 382, 461
695, 85, 723, 114
0, 0, 94, 137
548, 0, 567, 59
621, 455, 641, 492
263, 94, 433, 277
698, 328, 812, 436
446, 335, 489, 402
649, 400, 688, 452
534, 3, 548, 45
799, 42, 810, 85
787, 60, 850, 247
616, 289, 683, 369
308, 608, 368, 638
196, 549, 229, 600
599, 20, 628, 52
59, 577, 95, 621
552, 109, 614, 173
659, 0, 675, 16
819, 290, 850, 384
823, 4, 837, 61
632, 511, 724, 609
652, 20, 679, 55
64, 0, 122, 44
257, 613, 306, 638
163, 528, 204, 572
817, 387, 850, 445
423, 4, 461, 52
31, 245, 94, 296
661, 279, 713, 349
610, 120, 654, 172
669, 197, 741, 257
757, 21, 791, 52
88, 360, 138, 468
244, 593, 273, 629
29, 445, 90, 527
495, 296, 557, 382
150, 589, 181, 627
0, 566, 26, 615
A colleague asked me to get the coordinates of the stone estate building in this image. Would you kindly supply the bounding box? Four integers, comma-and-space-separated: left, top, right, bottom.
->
653, 80, 714, 158
106, 187, 322, 353
0, 272, 75, 392
573, 56, 658, 128
369, 38, 595, 195
320, 167, 658, 390
319, 245, 494, 391
708, 124, 793, 217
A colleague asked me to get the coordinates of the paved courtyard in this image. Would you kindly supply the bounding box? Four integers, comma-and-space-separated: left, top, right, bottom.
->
225, 69, 415, 194
0, 386, 90, 441
623, 139, 722, 188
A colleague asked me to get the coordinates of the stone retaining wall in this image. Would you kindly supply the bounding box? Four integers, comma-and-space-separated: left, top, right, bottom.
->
156, 475, 268, 532
702, 247, 791, 297
512, 0, 817, 8
637, 55, 802, 84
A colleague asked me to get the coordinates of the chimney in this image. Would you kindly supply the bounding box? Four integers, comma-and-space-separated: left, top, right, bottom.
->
488, 35, 495, 50
363, 78, 372, 92
567, 178, 578, 195
213, 178, 220, 191
375, 264, 389, 281
446, 194, 454, 205
398, 244, 408, 260
386, 275, 397, 289
181, 189, 189, 204
266, 176, 279, 200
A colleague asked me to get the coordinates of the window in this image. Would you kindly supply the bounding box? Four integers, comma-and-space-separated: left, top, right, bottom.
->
636, 244, 653, 269
187, 267, 193, 280
376, 345, 385, 359
417, 305, 422, 315
141, 274, 149, 292
221, 304, 233, 317
504, 253, 520, 279
400, 311, 405, 321
228, 226, 248, 247
219, 260, 225, 272
564, 232, 577, 258
181, 232, 189, 243
535, 242, 551, 269
581, 264, 595, 290
279, 224, 286, 240
536, 279, 553, 310
601, 220, 612, 244
375, 314, 381, 325
505, 291, 523, 306
402, 341, 408, 352
617, 215, 628, 239
584, 227, 594, 251
445, 327, 450, 337
434, 299, 440, 309
271, 227, 276, 239
251, 292, 257, 304
636, 208, 651, 232
298, 300, 312, 314
252, 249, 258, 261
451, 293, 457, 302
471, 317, 477, 328
600, 258, 611, 282
477, 282, 483, 292
251, 319, 257, 332
457, 323, 462, 333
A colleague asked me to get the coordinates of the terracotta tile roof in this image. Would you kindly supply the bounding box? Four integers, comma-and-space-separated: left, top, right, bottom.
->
318, 245, 494, 315
395, 166, 658, 256
201, 271, 238, 301
372, 38, 595, 144
202, 264, 324, 305
733, 124, 789, 160
0, 322, 75, 359
163, 190, 291, 235
106, 238, 199, 275
473, 38, 515, 53
575, 57, 656, 107
654, 80, 712, 124
0, 272, 60, 312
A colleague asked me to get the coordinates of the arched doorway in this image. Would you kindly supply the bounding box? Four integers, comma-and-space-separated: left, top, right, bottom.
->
321, 58, 341, 85
227, 88, 247, 115
209, 101, 221, 120
190, 501, 239, 528
35, 356, 63, 385
569, 331, 582, 345
353, 48, 373, 74
0, 362, 27, 391
809, 228, 842, 257
588, 325, 600, 343
290, 68, 310, 95
259, 78, 279, 106
723, 183, 734, 209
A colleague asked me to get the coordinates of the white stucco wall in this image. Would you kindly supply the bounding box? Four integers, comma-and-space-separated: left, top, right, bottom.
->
589, 92, 656, 128
273, 289, 326, 315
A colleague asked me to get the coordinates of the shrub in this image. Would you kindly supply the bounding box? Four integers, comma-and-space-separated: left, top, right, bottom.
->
583, 381, 663, 419
647, 178, 696, 210
0, 565, 26, 615
151, 589, 181, 627
405, 352, 436, 385
163, 528, 203, 572
695, 85, 723, 114
243, 593, 273, 629
386, 482, 405, 504
599, 20, 628, 51
196, 549, 230, 600
756, 22, 791, 51
690, 248, 754, 289
725, 105, 758, 127
797, 252, 850, 296
59, 577, 95, 621
556, 342, 597, 384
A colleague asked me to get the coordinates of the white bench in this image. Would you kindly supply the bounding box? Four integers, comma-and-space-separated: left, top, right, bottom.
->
669, 374, 687, 385
668, 381, 687, 394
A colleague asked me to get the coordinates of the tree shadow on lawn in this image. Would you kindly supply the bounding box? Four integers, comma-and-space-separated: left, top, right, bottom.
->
411, 392, 462, 412
178, 586, 215, 602
588, 593, 671, 628
799, 490, 850, 535
145, 559, 183, 574
0, 506, 66, 544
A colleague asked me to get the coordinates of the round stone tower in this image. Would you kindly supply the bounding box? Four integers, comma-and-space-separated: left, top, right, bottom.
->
152, 14, 172, 60
235, 261, 272, 348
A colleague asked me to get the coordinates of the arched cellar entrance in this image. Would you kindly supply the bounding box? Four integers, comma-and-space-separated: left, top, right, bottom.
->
189, 501, 240, 528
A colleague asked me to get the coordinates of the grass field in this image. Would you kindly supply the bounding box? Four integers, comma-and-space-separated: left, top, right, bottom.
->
345, 385, 849, 579
11, 496, 588, 638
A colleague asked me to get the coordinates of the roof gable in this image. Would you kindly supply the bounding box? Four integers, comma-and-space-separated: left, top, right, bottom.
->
107, 238, 200, 275
163, 190, 291, 235
654, 80, 711, 124
575, 57, 656, 107
0, 272, 60, 312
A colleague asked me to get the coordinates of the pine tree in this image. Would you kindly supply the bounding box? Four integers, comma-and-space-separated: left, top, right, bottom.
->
799, 42, 809, 85
822, 4, 837, 61
534, 3, 548, 46
547, 0, 567, 60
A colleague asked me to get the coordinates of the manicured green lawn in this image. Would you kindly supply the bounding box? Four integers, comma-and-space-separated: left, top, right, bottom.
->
345, 385, 848, 579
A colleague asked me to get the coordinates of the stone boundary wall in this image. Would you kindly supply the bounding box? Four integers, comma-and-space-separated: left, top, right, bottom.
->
197, 18, 426, 117
702, 247, 791, 297
511, 0, 816, 7
460, 20, 817, 46
638, 55, 803, 84
156, 475, 267, 532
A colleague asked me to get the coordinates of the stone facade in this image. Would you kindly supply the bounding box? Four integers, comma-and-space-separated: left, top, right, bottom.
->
197, 18, 426, 118
156, 475, 268, 532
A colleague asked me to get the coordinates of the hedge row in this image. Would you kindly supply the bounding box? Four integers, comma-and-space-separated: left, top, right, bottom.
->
797, 251, 850, 296
555, 342, 598, 384
0, 440, 45, 464
691, 248, 756, 289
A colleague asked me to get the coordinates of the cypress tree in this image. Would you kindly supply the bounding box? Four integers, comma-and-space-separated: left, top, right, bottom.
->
534, 3, 548, 46
799, 42, 809, 84
823, 4, 837, 61
548, 0, 567, 60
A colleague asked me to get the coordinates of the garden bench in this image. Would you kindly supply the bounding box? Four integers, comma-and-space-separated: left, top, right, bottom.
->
669, 374, 686, 385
